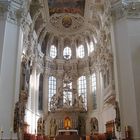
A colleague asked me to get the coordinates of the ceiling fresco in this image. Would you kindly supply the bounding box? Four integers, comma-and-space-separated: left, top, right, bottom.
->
48, 0, 85, 16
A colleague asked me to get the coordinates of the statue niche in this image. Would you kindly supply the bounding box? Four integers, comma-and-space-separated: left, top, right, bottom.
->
64, 117, 72, 130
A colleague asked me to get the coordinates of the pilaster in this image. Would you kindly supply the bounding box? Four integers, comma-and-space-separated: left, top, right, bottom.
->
43, 71, 49, 116
111, 1, 140, 138
0, 1, 27, 139
86, 73, 91, 111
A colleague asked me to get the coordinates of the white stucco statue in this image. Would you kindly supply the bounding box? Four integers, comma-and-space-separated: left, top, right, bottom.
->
78, 95, 84, 108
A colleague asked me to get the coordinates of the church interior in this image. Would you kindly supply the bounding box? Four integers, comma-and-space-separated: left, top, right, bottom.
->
0, 0, 140, 140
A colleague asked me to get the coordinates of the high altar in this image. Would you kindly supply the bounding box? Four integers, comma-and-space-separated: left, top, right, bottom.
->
45, 66, 87, 137
47, 111, 86, 137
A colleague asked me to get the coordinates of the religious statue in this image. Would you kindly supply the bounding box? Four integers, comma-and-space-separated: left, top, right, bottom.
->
37, 117, 45, 135
78, 116, 85, 136
13, 91, 28, 140
114, 101, 121, 131
63, 98, 71, 108
63, 70, 72, 84
72, 89, 78, 107
57, 87, 63, 108
50, 94, 58, 110
90, 118, 99, 135
50, 119, 57, 137
78, 95, 84, 109
21, 57, 31, 93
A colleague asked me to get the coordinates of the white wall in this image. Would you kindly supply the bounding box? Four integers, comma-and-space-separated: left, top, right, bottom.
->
127, 19, 140, 137
101, 106, 115, 132
113, 17, 140, 139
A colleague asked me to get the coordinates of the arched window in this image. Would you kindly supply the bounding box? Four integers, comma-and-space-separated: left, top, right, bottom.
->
92, 73, 97, 109
48, 76, 56, 110
78, 76, 87, 109
63, 47, 72, 59
63, 82, 72, 106
38, 74, 43, 110
90, 41, 94, 53
78, 45, 85, 58
50, 45, 57, 58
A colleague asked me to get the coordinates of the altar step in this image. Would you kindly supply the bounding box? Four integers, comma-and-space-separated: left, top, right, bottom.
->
55, 135, 80, 140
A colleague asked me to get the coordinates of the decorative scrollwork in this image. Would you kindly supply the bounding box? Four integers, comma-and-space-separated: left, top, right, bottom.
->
50, 13, 85, 34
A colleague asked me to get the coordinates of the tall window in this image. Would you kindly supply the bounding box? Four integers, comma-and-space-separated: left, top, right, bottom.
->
38, 74, 43, 110
92, 73, 97, 109
50, 45, 57, 58
63, 47, 72, 59
48, 76, 56, 110
90, 41, 94, 53
78, 45, 85, 58
78, 76, 87, 109
63, 82, 72, 106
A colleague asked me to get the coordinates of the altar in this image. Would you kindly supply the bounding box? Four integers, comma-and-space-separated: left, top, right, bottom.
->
58, 129, 78, 135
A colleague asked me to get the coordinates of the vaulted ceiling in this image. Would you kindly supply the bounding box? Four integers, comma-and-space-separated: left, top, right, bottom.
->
29, 0, 114, 51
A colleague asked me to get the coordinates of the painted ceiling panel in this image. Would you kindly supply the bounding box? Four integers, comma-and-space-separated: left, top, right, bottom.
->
48, 0, 85, 16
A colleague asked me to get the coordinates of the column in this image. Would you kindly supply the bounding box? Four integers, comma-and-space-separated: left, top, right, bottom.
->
86, 73, 92, 111
30, 61, 37, 133
57, 73, 63, 92
46, 35, 54, 57
0, 1, 24, 139
57, 37, 64, 59
35, 68, 41, 132
96, 71, 104, 133
43, 70, 49, 116
112, 2, 140, 138
71, 39, 76, 59
72, 78, 78, 106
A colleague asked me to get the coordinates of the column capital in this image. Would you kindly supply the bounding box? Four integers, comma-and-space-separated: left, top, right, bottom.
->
0, 1, 30, 25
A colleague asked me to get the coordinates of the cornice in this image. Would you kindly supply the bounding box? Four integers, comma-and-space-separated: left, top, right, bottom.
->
111, 1, 140, 20
0, 1, 29, 25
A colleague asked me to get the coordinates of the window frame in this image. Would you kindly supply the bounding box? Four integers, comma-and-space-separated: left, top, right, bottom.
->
78, 45, 85, 58
63, 46, 72, 60
48, 76, 57, 110
78, 76, 87, 109
50, 45, 57, 59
